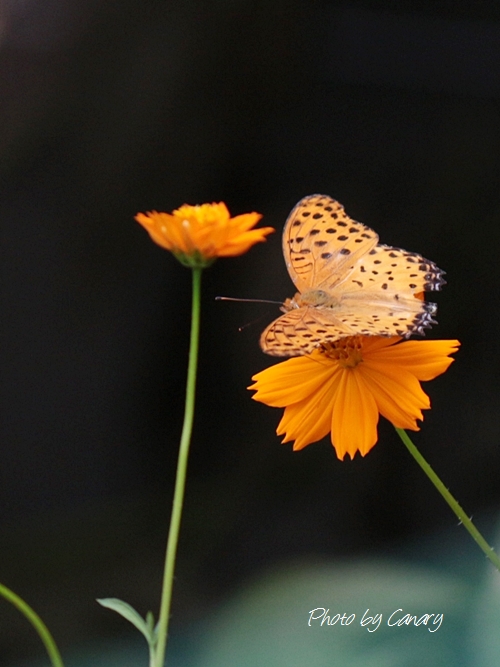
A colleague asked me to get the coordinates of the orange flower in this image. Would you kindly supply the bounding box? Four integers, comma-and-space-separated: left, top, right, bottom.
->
135, 202, 274, 268
249, 336, 460, 460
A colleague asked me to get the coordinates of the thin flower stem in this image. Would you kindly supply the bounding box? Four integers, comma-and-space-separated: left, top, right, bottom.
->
0, 582, 64, 667
154, 267, 202, 667
395, 427, 500, 573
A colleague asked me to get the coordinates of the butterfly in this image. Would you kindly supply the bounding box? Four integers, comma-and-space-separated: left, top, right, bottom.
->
260, 194, 445, 357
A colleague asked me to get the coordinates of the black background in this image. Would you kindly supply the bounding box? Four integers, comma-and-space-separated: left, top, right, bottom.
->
1, 1, 500, 663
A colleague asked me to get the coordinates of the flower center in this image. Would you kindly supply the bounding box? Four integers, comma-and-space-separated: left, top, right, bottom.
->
321, 337, 364, 368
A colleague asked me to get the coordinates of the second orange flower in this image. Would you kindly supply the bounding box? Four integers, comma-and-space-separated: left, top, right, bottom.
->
135, 202, 274, 268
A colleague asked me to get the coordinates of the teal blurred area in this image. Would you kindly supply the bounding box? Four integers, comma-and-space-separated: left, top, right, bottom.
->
7, 516, 500, 667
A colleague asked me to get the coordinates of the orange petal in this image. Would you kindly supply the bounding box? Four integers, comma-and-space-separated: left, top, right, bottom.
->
276, 369, 341, 450
229, 212, 264, 232
249, 356, 339, 407
330, 369, 379, 460
217, 228, 275, 256
370, 339, 460, 381
358, 362, 429, 429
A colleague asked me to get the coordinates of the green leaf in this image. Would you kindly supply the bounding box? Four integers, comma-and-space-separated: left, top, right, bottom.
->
97, 598, 155, 645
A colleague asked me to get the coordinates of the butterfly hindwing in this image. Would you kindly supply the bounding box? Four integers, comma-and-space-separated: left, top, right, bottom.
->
334, 244, 445, 296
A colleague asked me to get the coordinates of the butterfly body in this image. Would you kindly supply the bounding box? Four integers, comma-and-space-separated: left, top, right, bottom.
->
260, 194, 445, 357
286, 289, 341, 309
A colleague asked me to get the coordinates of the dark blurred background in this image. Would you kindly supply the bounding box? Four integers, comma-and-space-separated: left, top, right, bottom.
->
2, 1, 500, 665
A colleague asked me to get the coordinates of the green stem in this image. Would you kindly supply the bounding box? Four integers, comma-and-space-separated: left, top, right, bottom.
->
395, 427, 500, 573
0, 582, 64, 667
154, 267, 202, 667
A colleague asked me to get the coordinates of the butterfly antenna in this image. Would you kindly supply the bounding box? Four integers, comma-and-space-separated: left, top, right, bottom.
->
215, 296, 282, 305
237, 315, 269, 332
216, 296, 281, 333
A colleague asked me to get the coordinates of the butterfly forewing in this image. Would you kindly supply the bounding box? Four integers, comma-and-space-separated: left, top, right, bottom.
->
260, 307, 355, 357
283, 194, 379, 293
